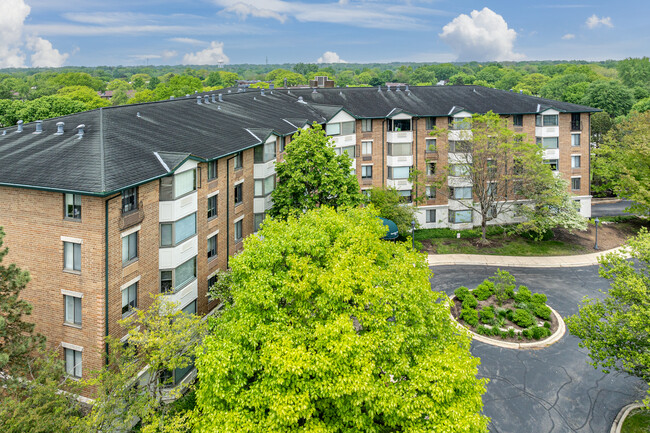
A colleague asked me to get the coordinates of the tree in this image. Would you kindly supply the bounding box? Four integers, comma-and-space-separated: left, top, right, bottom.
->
57, 85, 111, 109
513, 73, 549, 95
194, 207, 488, 432
567, 229, 650, 406
203, 71, 223, 88
269, 124, 363, 220
582, 80, 634, 117
631, 96, 650, 113
367, 187, 418, 237
616, 57, 650, 89
594, 111, 650, 214
293, 62, 318, 76
16, 95, 89, 123
590, 111, 614, 146
539, 73, 592, 101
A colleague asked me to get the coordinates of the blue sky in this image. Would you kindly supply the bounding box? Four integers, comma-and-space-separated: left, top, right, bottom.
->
1, 0, 648, 68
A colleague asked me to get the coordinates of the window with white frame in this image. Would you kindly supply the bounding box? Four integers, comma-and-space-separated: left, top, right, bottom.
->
63, 241, 81, 271
361, 119, 372, 132
254, 141, 276, 163
326, 121, 355, 136
571, 177, 581, 190
181, 300, 197, 315
387, 166, 410, 179
334, 145, 356, 159
361, 165, 372, 179
571, 134, 580, 146
234, 219, 243, 242
571, 155, 581, 168
451, 186, 472, 200
449, 209, 472, 223
536, 114, 558, 126
160, 171, 197, 201
64, 295, 81, 326
254, 175, 275, 197
64, 194, 81, 220
426, 186, 436, 199
160, 213, 196, 247
387, 142, 411, 156
121, 282, 137, 317
425, 138, 436, 153
207, 234, 217, 260
544, 159, 559, 171
122, 232, 138, 265
361, 140, 372, 155
449, 141, 470, 153
426, 162, 436, 176
65, 348, 82, 378
426, 209, 436, 223
254, 213, 265, 232
513, 114, 523, 127
398, 190, 412, 203
425, 117, 436, 130
450, 164, 470, 176
390, 118, 411, 131
160, 257, 197, 294
537, 137, 559, 149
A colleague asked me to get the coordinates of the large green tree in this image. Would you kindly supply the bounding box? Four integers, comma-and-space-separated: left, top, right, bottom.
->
269, 124, 363, 220
195, 207, 488, 432
567, 229, 650, 406
582, 80, 634, 117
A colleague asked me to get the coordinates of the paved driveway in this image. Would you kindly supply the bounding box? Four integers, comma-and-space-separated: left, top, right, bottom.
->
431, 265, 646, 433
591, 200, 635, 217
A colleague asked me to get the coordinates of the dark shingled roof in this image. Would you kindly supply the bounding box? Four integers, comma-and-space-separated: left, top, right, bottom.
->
0, 85, 599, 195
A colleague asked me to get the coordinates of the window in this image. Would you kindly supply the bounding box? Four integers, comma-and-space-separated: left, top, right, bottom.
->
207, 161, 218, 180
388, 142, 411, 156
449, 210, 472, 223
361, 141, 372, 155
234, 183, 243, 206
426, 186, 436, 199
161, 257, 197, 294
208, 274, 218, 291
334, 145, 356, 159
387, 166, 410, 179
181, 300, 197, 315
65, 348, 82, 378
161, 271, 173, 293
254, 213, 265, 232
571, 155, 581, 168
175, 170, 196, 198
207, 234, 217, 260
207, 195, 217, 219
234, 152, 243, 170
544, 159, 559, 171
280, 137, 288, 152
64, 194, 81, 220
121, 187, 137, 214
63, 242, 81, 272
537, 137, 559, 149
571, 113, 581, 131
64, 295, 81, 326
426, 162, 436, 176
121, 282, 137, 317
449, 141, 470, 153
391, 119, 411, 131
487, 182, 497, 197
452, 186, 472, 200
425, 117, 436, 130
122, 232, 138, 265
450, 117, 471, 130
361, 165, 372, 179
513, 114, 523, 127
398, 190, 412, 203
425, 138, 436, 153
571, 177, 581, 190
160, 213, 196, 247
326, 121, 355, 136
426, 209, 436, 223
450, 164, 470, 177
571, 134, 580, 146
536, 114, 558, 127
487, 160, 497, 176
234, 220, 243, 242
361, 119, 372, 132
254, 141, 276, 163
254, 175, 275, 197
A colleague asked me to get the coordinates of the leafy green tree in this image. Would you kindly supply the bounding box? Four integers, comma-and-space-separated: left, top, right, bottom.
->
539, 73, 592, 101
616, 57, 650, 88
495, 70, 523, 90
448, 72, 474, 85
293, 62, 318, 76
475, 65, 505, 84
429, 63, 459, 81
129, 89, 157, 104
106, 79, 133, 91
17, 95, 89, 123
590, 111, 614, 146
567, 229, 650, 406
194, 206, 488, 432
367, 187, 418, 237
110, 89, 130, 106
204, 71, 223, 87
410, 66, 437, 85
582, 80, 634, 117
49, 72, 105, 91
219, 71, 240, 87
269, 124, 363, 220
57, 85, 111, 109
147, 76, 160, 90
513, 73, 549, 95
631, 96, 650, 113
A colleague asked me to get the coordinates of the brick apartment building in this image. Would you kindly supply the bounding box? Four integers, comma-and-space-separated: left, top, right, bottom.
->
0, 85, 597, 386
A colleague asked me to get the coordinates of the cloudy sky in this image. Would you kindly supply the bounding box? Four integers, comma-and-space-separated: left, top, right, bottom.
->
0, 0, 647, 68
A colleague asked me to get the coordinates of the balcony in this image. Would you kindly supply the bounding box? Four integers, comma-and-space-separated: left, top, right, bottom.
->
386, 179, 412, 190
543, 149, 559, 160
535, 126, 559, 137
159, 236, 198, 269
329, 133, 356, 147
386, 131, 412, 143
162, 279, 197, 312
447, 129, 472, 142
159, 192, 197, 222
254, 195, 273, 213
119, 201, 144, 231
253, 159, 276, 179
386, 155, 413, 167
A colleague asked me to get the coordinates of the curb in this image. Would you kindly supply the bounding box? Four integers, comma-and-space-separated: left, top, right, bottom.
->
610, 403, 646, 433
448, 295, 566, 350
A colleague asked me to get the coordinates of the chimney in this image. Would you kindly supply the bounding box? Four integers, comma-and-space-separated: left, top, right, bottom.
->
405, 85, 409, 92
76, 124, 85, 138
16, 120, 23, 133
55, 122, 64, 135
34, 120, 43, 133
211, 94, 216, 103
227, 90, 231, 93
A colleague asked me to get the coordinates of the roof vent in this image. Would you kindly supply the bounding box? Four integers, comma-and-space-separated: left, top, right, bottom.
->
520, 90, 523, 94
204, 95, 210, 104
76, 124, 85, 138
227, 90, 231, 93
339, 91, 343, 96
186, 94, 190, 97
197, 96, 202, 105
2, 130, 6, 136
405, 85, 409, 92
387, 85, 391, 92
211, 94, 216, 103
34, 120, 43, 133
260, 88, 265, 96
237, 88, 243, 93
254, 96, 257, 101
312, 88, 317, 93
16, 120, 23, 133
269, 84, 274, 90
298, 96, 304, 102
170, 96, 174, 100
396, 85, 401, 92
284, 77, 287, 88
288, 90, 291, 94
55, 122, 64, 135
377, 86, 381, 92
136, 112, 141, 118
218, 93, 223, 102
217, 105, 221, 110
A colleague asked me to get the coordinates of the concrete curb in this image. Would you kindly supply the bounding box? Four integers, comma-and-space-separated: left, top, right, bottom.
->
448, 295, 566, 350
610, 403, 646, 433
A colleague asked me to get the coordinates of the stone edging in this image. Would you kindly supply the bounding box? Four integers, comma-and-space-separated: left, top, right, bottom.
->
448, 295, 566, 349
610, 403, 646, 433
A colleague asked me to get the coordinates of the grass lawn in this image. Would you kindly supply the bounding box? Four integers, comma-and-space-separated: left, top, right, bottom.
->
622, 408, 650, 433
424, 236, 590, 256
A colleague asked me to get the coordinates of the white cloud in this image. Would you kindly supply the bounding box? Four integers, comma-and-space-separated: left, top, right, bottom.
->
562, 33, 576, 40
317, 51, 346, 63
27, 37, 69, 67
162, 50, 177, 59
182, 41, 230, 65
169, 37, 207, 45
439, 7, 524, 61
586, 14, 613, 29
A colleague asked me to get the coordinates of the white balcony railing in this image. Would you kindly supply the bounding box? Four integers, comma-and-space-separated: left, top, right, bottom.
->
535, 126, 559, 137
159, 192, 197, 222
386, 179, 412, 190
253, 195, 273, 213
253, 159, 276, 179
386, 155, 413, 167
159, 237, 198, 270
329, 133, 356, 147
386, 131, 413, 143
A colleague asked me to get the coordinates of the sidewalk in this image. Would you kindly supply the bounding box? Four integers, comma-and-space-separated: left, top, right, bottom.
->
427, 246, 628, 268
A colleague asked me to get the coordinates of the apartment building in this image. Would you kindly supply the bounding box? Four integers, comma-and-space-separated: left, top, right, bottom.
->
0, 85, 597, 387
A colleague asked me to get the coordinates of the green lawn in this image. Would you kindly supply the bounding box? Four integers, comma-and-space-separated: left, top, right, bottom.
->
622, 408, 650, 433
423, 236, 591, 256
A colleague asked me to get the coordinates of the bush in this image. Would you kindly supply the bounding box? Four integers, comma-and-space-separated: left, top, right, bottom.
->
520, 228, 553, 241
479, 306, 495, 324
506, 309, 515, 321
507, 328, 515, 338
497, 308, 508, 318
462, 294, 478, 309
522, 328, 533, 340
454, 286, 470, 301
531, 293, 547, 305
544, 321, 551, 329
476, 325, 490, 335
473, 283, 492, 301
490, 269, 516, 305
460, 308, 479, 327
532, 326, 551, 340
534, 304, 552, 320
512, 309, 536, 328
514, 286, 532, 303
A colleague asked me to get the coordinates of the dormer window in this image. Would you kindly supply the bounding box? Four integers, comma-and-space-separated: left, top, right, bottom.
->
536, 114, 558, 127
326, 121, 355, 136
389, 119, 411, 132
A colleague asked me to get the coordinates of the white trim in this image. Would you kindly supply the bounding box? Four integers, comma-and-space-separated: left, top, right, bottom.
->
121, 224, 141, 238
61, 236, 83, 244
207, 270, 219, 281
153, 152, 171, 172
234, 179, 245, 186
361, 163, 373, 166
234, 215, 245, 223
207, 190, 219, 198
61, 342, 83, 352
61, 289, 83, 298
207, 229, 219, 239
121, 275, 141, 290
571, 175, 582, 178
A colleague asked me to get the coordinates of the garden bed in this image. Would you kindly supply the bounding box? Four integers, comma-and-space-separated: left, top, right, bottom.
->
450, 270, 559, 343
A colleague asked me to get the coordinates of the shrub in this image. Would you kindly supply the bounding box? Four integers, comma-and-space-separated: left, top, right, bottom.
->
490, 269, 516, 305
521, 228, 553, 241
544, 321, 551, 329
462, 294, 478, 309
454, 286, 470, 301
476, 325, 490, 335
479, 306, 495, 324
473, 282, 493, 301
512, 309, 536, 328
534, 304, 551, 320
531, 293, 547, 305
514, 286, 532, 303
532, 326, 551, 340
460, 308, 479, 327
522, 328, 533, 340
500, 330, 508, 339
506, 309, 515, 321
507, 328, 515, 338
490, 326, 501, 336
497, 308, 508, 318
